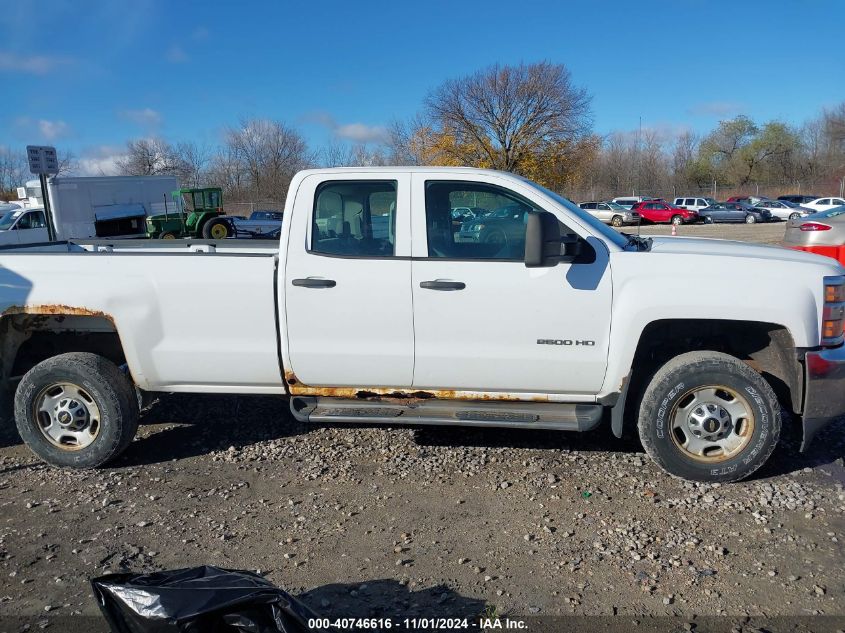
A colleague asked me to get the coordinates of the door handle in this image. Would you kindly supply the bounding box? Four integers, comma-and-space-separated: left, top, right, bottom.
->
420, 280, 466, 291
292, 278, 336, 288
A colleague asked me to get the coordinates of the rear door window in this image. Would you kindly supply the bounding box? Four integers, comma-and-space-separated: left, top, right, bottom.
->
311, 180, 397, 257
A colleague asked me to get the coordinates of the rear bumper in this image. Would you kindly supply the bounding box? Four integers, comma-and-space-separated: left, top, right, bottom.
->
802, 343, 845, 451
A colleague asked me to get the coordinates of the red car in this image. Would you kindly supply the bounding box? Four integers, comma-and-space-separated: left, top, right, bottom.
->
631, 200, 699, 225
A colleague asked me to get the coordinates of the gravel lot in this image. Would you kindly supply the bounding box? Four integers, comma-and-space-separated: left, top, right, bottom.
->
1, 221, 844, 632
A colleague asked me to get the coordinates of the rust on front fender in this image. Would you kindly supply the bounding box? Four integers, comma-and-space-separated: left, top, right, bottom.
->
283, 369, 551, 402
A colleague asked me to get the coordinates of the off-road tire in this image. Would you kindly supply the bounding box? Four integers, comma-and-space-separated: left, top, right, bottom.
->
15, 353, 139, 469
159, 232, 177, 239
637, 351, 780, 483
203, 218, 232, 239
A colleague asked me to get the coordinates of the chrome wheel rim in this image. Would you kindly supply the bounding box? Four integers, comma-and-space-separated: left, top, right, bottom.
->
669, 385, 755, 462
33, 383, 101, 450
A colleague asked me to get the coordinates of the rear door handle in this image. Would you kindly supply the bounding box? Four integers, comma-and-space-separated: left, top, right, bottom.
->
292, 278, 336, 288
420, 280, 466, 291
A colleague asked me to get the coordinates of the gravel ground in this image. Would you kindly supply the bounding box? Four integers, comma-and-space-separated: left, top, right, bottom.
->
1, 221, 843, 632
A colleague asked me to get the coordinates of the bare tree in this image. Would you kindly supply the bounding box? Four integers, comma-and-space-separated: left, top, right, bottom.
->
424, 61, 592, 173
175, 141, 211, 187
0, 147, 29, 197
223, 119, 313, 202
115, 138, 187, 178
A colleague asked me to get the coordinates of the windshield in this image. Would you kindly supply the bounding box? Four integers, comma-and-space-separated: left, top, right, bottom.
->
521, 178, 628, 249
0, 209, 22, 230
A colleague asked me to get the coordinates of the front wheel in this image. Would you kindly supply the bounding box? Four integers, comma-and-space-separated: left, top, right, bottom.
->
14, 353, 139, 468
671, 215, 683, 226
637, 351, 780, 483
745, 214, 756, 224
788, 212, 801, 220
611, 215, 624, 227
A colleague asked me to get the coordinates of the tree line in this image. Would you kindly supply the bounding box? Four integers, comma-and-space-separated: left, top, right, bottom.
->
2, 62, 844, 205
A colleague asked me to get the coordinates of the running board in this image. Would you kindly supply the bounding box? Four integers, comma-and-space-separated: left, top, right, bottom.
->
289, 396, 603, 432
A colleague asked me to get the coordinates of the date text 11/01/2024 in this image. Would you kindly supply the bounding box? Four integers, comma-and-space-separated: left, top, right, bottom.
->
306, 618, 528, 629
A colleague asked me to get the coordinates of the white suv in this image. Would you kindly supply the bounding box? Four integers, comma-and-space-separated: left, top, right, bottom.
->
674, 197, 717, 212
611, 196, 657, 209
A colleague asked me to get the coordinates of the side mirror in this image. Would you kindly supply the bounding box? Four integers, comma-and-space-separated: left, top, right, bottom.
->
525, 212, 582, 267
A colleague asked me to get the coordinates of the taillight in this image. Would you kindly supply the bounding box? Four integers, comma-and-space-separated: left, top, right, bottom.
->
800, 222, 832, 232
821, 276, 845, 346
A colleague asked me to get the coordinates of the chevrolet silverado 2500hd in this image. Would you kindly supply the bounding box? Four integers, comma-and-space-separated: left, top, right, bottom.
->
1, 167, 844, 482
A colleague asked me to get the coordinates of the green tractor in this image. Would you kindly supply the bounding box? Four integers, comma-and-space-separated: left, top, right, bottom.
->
145, 187, 233, 239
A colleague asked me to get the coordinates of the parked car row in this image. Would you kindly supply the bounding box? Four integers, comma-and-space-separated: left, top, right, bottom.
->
580, 194, 844, 226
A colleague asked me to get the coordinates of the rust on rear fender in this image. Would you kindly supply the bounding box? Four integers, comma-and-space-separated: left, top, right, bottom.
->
283, 369, 552, 402
1, 304, 115, 325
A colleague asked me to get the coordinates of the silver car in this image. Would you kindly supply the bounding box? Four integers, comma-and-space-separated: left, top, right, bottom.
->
783, 207, 845, 249
578, 201, 641, 227
754, 199, 813, 221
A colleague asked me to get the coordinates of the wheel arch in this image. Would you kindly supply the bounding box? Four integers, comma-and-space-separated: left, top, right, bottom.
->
611, 318, 803, 438
0, 310, 133, 394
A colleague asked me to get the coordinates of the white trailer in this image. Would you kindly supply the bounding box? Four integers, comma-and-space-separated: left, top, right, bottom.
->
13, 175, 179, 242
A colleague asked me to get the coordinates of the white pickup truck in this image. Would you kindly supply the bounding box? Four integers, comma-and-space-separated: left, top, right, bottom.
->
1, 167, 844, 482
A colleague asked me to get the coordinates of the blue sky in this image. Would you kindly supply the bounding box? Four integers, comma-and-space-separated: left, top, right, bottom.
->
1, 0, 843, 173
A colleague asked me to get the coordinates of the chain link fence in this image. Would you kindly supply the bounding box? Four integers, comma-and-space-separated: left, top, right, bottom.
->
223, 201, 284, 218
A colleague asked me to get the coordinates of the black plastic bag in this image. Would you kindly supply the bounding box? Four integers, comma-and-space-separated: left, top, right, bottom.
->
91, 565, 321, 633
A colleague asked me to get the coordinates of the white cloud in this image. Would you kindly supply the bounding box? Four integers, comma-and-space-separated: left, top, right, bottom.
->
307, 112, 389, 144
688, 101, 744, 117
0, 51, 71, 74
120, 107, 162, 127
38, 119, 70, 140
335, 122, 389, 143
14, 116, 71, 140
75, 146, 126, 176
166, 44, 188, 63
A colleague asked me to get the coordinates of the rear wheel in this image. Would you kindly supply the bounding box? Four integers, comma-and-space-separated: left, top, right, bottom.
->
671, 215, 683, 226
14, 353, 139, 469
745, 214, 756, 224
703, 216, 714, 224
203, 218, 232, 239
637, 351, 780, 483
611, 215, 624, 227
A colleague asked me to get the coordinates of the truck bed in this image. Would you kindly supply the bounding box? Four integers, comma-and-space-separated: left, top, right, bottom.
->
0, 238, 281, 256
0, 238, 284, 394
